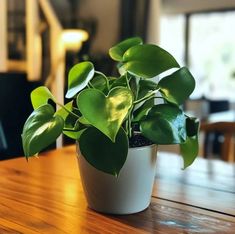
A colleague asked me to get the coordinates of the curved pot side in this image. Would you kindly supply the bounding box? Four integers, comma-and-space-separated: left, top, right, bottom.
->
77, 144, 157, 215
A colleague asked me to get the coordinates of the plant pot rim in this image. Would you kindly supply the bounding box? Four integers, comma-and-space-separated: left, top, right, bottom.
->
128, 144, 156, 151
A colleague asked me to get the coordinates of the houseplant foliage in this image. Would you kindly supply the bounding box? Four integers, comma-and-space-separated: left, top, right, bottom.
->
22, 37, 199, 176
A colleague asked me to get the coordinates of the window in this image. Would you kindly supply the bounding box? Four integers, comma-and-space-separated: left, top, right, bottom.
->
189, 11, 235, 100
160, 11, 235, 101
160, 14, 185, 66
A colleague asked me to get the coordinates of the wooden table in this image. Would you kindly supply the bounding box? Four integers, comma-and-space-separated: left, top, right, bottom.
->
0, 145, 235, 233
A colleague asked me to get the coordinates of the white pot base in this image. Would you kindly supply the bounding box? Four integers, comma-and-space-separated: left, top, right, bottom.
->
77, 144, 157, 215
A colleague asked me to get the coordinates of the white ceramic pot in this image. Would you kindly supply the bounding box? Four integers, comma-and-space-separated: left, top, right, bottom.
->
77, 144, 157, 215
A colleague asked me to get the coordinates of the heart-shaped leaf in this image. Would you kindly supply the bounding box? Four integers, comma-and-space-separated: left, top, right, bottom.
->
140, 104, 186, 144
123, 44, 180, 78
66, 62, 95, 98
109, 37, 143, 61
31, 86, 56, 109
158, 67, 195, 105
79, 127, 128, 176
77, 87, 133, 141
22, 104, 64, 158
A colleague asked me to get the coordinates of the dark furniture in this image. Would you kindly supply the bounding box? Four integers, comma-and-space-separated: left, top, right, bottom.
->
0, 72, 41, 159
205, 99, 230, 157
201, 121, 235, 162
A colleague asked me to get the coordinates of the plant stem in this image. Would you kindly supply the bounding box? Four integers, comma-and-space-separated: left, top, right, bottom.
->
125, 73, 131, 90
128, 109, 132, 138
133, 89, 160, 104
63, 128, 78, 132
73, 107, 80, 111
57, 103, 80, 119
88, 82, 95, 89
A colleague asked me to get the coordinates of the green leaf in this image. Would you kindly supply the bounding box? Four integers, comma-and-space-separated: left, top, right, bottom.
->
79, 127, 128, 176
55, 101, 74, 120
78, 116, 90, 125
90, 72, 109, 93
123, 44, 180, 78
109, 37, 143, 61
22, 104, 64, 158
63, 114, 87, 140
133, 99, 154, 122
137, 79, 157, 99
64, 112, 78, 129
158, 67, 195, 105
185, 116, 200, 137
180, 136, 199, 169
63, 118, 86, 140
66, 62, 95, 98
63, 128, 86, 140
77, 87, 133, 140
77, 87, 133, 142
108, 76, 118, 87
129, 76, 138, 100
140, 104, 186, 144
117, 63, 126, 76
31, 86, 56, 109
180, 117, 199, 169
110, 75, 127, 89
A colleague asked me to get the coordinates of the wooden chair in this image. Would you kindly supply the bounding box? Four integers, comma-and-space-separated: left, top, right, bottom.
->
200, 122, 235, 162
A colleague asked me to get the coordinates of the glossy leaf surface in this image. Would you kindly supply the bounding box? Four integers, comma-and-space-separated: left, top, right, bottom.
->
180, 117, 199, 169
77, 87, 133, 141
66, 62, 94, 98
31, 86, 56, 109
22, 104, 64, 158
140, 104, 186, 144
123, 44, 179, 78
79, 127, 128, 176
158, 67, 195, 105
90, 72, 108, 93
109, 37, 143, 61
180, 136, 199, 169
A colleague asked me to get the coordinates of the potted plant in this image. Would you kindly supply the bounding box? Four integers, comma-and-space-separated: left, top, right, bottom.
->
22, 37, 199, 214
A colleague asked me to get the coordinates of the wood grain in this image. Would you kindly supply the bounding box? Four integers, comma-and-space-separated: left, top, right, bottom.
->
0, 145, 234, 233
154, 152, 235, 216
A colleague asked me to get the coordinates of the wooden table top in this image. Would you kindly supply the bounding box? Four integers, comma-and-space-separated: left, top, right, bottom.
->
0, 145, 235, 233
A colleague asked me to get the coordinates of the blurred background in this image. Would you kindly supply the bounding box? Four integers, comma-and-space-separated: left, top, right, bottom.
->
1, 0, 235, 161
